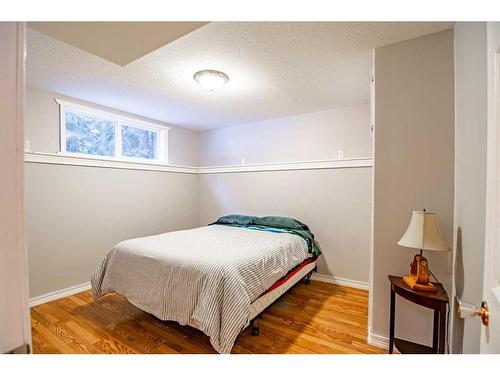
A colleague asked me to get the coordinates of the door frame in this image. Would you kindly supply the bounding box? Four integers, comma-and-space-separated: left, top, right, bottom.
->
0, 21, 31, 354
16, 21, 32, 353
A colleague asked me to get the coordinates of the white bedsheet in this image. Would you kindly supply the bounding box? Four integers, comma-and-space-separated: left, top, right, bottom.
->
91, 225, 309, 353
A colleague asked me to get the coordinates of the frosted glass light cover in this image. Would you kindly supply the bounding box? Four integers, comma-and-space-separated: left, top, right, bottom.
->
194, 70, 229, 92
397, 210, 450, 251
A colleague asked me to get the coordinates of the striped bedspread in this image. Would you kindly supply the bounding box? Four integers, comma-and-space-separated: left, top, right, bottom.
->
91, 225, 309, 353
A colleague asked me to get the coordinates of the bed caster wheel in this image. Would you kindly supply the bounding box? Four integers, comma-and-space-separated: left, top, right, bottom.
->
251, 326, 260, 336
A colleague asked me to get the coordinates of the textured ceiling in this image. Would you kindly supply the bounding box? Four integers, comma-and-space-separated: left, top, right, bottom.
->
28, 22, 208, 66
26, 22, 453, 130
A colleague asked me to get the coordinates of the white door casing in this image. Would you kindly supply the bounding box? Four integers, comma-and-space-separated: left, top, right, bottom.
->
0, 22, 31, 354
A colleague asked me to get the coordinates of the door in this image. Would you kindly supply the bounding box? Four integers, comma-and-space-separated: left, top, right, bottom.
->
480, 48, 500, 353
0, 21, 31, 354
455, 22, 500, 354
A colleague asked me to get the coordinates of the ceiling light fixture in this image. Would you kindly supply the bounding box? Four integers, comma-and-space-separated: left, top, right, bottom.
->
193, 69, 229, 92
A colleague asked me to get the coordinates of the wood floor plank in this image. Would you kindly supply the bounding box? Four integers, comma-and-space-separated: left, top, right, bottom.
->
31, 280, 386, 354
31, 309, 92, 353
31, 317, 80, 354
31, 324, 61, 354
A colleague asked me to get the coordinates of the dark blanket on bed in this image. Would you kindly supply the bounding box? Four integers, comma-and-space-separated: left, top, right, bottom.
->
210, 215, 321, 256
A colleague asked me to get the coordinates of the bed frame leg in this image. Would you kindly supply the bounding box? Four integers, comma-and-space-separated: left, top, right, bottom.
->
303, 265, 318, 285
251, 318, 260, 336
304, 270, 313, 284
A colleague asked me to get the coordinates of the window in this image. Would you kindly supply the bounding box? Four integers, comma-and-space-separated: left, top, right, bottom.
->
57, 99, 168, 163
121, 124, 158, 160
65, 110, 116, 157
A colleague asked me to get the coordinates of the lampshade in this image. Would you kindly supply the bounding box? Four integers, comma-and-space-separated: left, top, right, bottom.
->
397, 210, 449, 252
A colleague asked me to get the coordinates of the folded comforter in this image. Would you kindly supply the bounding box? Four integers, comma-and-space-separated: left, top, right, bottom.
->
91, 224, 309, 353
211, 215, 321, 256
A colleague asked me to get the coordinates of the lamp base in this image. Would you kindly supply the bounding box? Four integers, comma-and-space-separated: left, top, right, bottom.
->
403, 276, 437, 291
403, 253, 437, 292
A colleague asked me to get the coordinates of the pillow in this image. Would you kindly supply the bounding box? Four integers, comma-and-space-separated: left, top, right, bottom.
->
252, 216, 310, 231
211, 214, 258, 226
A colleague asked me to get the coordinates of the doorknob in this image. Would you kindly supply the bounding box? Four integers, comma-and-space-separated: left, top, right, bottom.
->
456, 299, 489, 326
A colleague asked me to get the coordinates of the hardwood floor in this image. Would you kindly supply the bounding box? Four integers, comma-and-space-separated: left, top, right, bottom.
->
31, 280, 386, 354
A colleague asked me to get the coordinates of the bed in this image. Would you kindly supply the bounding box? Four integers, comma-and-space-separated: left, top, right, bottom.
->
91, 215, 321, 354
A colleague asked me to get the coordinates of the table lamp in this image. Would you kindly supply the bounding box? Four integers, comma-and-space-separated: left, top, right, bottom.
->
397, 210, 450, 291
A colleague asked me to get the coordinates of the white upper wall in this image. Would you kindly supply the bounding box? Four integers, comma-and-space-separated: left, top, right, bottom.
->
198, 104, 372, 166
25, 86, 201, 167
26, 86, 371, 168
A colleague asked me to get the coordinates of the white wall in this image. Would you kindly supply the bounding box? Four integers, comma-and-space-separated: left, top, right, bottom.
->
198, 104, 371, 166
452, 22, 488, 354
197, 105, 373, 284
371, 30, 455, 347
25, 86, 200, 166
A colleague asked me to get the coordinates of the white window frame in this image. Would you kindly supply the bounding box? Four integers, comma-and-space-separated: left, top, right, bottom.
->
56, 99, 169, 164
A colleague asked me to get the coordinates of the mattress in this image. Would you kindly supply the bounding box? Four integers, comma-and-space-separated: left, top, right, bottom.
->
91, 225, 310, 354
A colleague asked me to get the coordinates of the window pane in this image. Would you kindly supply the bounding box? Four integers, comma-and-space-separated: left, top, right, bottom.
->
121, 125, 158, 160
65, 110, 115, 157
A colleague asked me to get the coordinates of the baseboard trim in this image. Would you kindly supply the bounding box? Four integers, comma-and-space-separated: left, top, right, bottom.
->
29, 282, 91, 307
367, 327, 397, 352
310, 273, 369, 290
29, 276, 369, 306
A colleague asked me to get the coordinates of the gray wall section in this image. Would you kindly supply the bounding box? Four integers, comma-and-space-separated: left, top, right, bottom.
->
198, 104, 371, 166
371, 30, 455, 346
452, 22, 487, 354
198, 168, 373, 283
25, 86, 200, 166
25, 163, 199, 297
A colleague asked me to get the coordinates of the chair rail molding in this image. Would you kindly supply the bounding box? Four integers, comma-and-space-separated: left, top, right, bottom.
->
25, 152, 373, 174
24, 152, 198, 174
